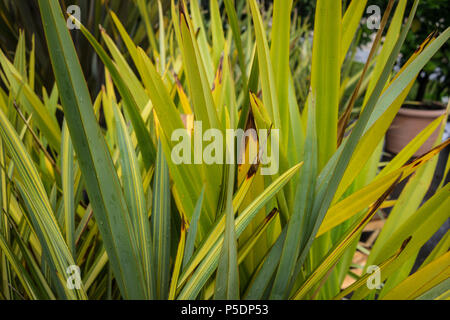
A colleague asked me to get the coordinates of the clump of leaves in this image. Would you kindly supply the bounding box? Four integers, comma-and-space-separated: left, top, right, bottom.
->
0, 0, 448, 300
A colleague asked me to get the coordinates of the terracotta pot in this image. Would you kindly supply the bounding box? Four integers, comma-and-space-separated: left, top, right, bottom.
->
385, 105, 446, 156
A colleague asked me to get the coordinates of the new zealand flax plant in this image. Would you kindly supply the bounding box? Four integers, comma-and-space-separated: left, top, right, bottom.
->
0, 0, 448, 300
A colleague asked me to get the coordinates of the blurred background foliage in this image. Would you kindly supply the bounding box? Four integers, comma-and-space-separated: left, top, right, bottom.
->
1, 0, 447, 102
292, 0, 450, 102
0, 0, 170, 94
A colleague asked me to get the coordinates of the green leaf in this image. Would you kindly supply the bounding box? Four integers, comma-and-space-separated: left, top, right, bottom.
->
0, 233, 39, 299
0, 106, 85, 299
61, 121, 75, 256
76, 17, 156, 169
248, 0, 281, 130
38, 0, 146, 299
152, 141, 171, 299
270, 0, 293, 149
353, 183, 450, 299
113, 102, 155, 298
182, 187, 205, 269
382, 251, 450, 300
0, 50, 61, 150
215, 161, 239, 299
341, 0, 368, 65
270, 93, 317, 299
310, 0, 341, 169
292, 175, 400, 299
177, 162, 302, 299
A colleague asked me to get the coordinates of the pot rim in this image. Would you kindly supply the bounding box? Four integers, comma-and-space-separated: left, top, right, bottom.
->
398, 107, 446, 118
